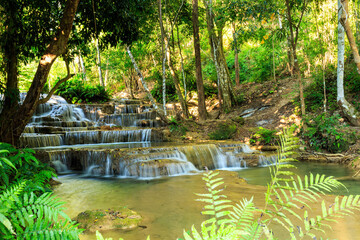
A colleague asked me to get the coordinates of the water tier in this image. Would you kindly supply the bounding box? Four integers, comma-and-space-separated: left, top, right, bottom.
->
22, 95, 278, 179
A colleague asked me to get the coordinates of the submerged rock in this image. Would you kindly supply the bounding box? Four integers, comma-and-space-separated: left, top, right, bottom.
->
74, 207, 142, 232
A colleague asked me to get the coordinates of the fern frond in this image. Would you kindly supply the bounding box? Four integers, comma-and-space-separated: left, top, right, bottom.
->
0, 181, 26, 210
229, 197, 256, 235
196, 171, 232, 228
298, 195, 360, 238
16, 219, 81, 240
183, 222, 238, 240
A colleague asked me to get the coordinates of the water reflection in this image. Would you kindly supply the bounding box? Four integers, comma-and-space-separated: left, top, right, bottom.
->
54, 162, 360, 240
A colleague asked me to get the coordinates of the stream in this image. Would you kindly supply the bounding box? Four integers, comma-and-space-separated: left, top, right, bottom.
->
54, 162, 360, 240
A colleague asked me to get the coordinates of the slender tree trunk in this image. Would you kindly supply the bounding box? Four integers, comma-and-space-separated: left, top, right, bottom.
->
104, 57, 109, 87
79, 50, 87, 81
126, 46, 168, 124
285, 0, 306, 116
356, 0, 360, 43
232, 23, 240, 87
176, 24, 187, 102
0, 0, 80, 145
272, 35, 276, 82
340, 0, 360, 74
72, 61, 77, 74
337, 0, 360, 125
204, 0, 233, 111
192, 0, 207, 120
314, 8, 327, 112
166, 48, 189, 118
95, 38, 104, 87
158, 0, 167, 115
286, 36, 294, 76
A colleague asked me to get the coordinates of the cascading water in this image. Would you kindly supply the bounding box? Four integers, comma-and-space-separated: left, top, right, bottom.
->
23, 94, 278, 179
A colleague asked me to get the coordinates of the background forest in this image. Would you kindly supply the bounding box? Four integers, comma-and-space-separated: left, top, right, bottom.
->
7, 0, 360, 123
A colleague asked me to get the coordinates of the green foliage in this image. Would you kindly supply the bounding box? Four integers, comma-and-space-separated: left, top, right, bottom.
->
196, 171, 233, 227
302, 113, 356, 153
55, 75, 111, 104
208, 123, 237, 140
0, 181, 82, 239
0, 143, 56, 193
168, 117, 187, 137
303, 66, 337, 113
183, 127, 360, 240
150, 78, 178, 103
249, 127, 277, 145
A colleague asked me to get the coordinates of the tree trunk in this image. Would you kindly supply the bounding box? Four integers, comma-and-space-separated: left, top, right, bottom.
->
165, 39, 189, 118
338, 0, 360, 125
95, 38, 104, 87
104, 57, 109, 87
232, 23, 240, 87
204, 0, 233, 112
272, 35, 276, 82
340, 0, 360, 74
158, 0, 167, 115
192, 0, 207, 120
285, 0, 306, 116
176, 24, 187, 103
0, 0, 80, 146
79, 50, 87, 81
126, 46, 168, 124
286, 36, 294, 76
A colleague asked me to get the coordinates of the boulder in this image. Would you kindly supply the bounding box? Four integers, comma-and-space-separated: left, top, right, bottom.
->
74, 208, 142, 233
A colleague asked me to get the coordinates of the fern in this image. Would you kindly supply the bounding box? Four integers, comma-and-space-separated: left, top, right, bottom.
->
196, 170, 233, 228
183, 126, 360, 240
0, 182, 82, 239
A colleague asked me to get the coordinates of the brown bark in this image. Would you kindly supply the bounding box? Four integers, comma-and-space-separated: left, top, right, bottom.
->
204, 0, 233, 112
165, 39, 190, 118
285, 0, 306, 116
192, 0, 207, 120
158, 0, 167, 114
340, 0, 360, 74
232, 23, 240, 87
38, 58, 74, 104
0, 0, 80, 146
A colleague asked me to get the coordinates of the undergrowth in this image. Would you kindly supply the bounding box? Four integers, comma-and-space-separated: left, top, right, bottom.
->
208, 123, 237, 140
302, 113, 356, 153
55, 75, 111, 104
249, 127, 277, 145
0, 143, 83, 239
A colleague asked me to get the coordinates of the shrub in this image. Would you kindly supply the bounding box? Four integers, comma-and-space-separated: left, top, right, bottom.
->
301, 113, 356, 153
250, 127, 277, 145
168, 116, 187, 137
0, 143, 56, 192
55, 75, 111, 103
150, 78, 178, 102
209, 123, 237, 140
0, 144, 82, 239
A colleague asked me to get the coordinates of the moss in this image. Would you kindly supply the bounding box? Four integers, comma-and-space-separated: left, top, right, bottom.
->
74, 207, 142, 232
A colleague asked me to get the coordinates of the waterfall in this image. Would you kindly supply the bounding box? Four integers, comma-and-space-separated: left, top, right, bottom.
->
22, 94, 273, 180
258, 155, 278, 167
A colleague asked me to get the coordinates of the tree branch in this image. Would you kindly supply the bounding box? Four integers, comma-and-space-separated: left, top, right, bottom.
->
295, 0, 308, 44
38, 58, 74, 104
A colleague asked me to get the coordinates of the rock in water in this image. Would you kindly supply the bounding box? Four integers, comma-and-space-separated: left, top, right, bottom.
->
74, 207, 142, 232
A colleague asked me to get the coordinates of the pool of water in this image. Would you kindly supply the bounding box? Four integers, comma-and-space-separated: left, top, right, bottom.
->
239, 162, 359, 195
54, 162, 360, 240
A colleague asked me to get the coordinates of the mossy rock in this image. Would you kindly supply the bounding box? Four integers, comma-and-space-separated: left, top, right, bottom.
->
74, 207, 142, 232
231, 116, 245, 125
